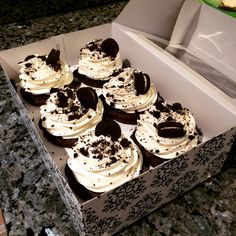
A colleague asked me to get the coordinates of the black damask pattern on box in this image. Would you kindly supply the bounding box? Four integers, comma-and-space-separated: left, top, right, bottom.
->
83, 208, 122, 236
167, 170, 199, 198
102, 177, 147, 213
82, 208, 97, 230
127, 192, 163, 221
202, 151, 229, 178
151, 154, 189, 188
192, 133, 226, 167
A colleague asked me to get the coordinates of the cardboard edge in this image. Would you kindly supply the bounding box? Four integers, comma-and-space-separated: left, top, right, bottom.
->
115, 0, 185, 41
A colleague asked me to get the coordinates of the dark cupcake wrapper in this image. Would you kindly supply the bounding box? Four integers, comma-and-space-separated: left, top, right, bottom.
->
73, 69, 109, 88
131, 130, 167, 167
38, 119, 78, 148
64, 164, 101, 201
99, 95, 142, 125
20, 88, 50, 106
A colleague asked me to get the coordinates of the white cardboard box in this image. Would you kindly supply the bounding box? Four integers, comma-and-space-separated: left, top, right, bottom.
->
1, 0, 236, 235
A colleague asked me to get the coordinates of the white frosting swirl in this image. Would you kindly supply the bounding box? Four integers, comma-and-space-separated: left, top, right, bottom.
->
78, 39, 122, 80
19, 56, 73, 95
135, 103, 200, 159
103, 68, 157, 113
67, 131, 143, 193
40, 87, 104, 139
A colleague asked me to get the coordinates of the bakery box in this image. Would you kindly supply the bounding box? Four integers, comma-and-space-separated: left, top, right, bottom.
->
0, 0, 236, 235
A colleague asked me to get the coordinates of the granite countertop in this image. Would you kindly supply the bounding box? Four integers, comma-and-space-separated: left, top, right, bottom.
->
1, 1, 236, 235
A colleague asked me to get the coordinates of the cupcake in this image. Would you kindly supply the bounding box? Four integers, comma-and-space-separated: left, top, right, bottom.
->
101, 67, 161, 124
19, 49, 74, 106
39, 86, 104, 148
73, 38, 123, 88
132, 102, 202, 167
66, 118, 143, 200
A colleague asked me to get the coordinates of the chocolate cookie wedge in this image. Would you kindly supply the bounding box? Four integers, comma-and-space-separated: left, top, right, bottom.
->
101, 38, 119, 59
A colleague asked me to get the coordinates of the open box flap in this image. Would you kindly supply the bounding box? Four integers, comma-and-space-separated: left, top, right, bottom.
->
115, 0, 236, 101
167, 0, 236, 100
115, 0, 185, 42
186, 3, 236, 82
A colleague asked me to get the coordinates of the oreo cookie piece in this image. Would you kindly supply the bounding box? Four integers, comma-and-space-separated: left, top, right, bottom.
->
57, 91, 69, 108
77, 87, 98, 110
46, 49, 60, 69
24, 55, 36, 61
95, 118, 121, 141
134, 72, 151, 95
157, 121, 186, 138
171, 103, 182, 111
101, 38, 119, 59
50, 87, 60, 94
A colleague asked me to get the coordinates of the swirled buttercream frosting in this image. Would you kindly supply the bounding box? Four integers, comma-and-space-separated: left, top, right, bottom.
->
103, 67, 157, 113
19, 49, 73, 95
67, 119, 143, 193
78, 38, 122, 80
40, 86, 103, 139
135, 102, 202, 160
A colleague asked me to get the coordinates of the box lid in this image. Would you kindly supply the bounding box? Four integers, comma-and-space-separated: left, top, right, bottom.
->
115, 0, 236, 102
166, 0, 236, 100
114, 0, 185, 42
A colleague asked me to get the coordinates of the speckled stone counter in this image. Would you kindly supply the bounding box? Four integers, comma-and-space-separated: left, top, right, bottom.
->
1, 1, 236, 235
0, 0, 123, 25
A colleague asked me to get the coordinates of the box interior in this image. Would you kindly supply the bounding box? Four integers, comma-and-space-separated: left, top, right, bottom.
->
0, 1, 236, 207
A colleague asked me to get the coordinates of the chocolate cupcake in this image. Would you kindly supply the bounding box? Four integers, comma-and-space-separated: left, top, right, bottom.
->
73, 38, 123, 88
66, 118, 143, 200
132, 102, 202, 167
39, 86, 104, 148
101, 67, 161, 124
18, 49, 74, 106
